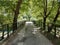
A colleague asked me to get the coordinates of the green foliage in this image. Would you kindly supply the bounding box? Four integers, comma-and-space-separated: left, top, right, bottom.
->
0, 0, 60, 25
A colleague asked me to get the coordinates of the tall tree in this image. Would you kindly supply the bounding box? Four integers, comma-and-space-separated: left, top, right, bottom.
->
43, 0, 54, 30
13, 0, 22, 32
48, 1, 60, 32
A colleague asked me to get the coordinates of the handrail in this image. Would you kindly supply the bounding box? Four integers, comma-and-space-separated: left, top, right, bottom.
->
33, 20, 60, 38
0, 20, 25, 41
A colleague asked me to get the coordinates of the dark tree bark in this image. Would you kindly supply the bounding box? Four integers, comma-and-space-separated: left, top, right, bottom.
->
43, 16, 46, 30
43, 0, 54, 30
43, 0, 47, 30
48, 5, 60, 33
13, 0, 22, 32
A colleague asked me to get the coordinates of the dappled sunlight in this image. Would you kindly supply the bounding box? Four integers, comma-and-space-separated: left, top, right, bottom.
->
0, 0, 60, 45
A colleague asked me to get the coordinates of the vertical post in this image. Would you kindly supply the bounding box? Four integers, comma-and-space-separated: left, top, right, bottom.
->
48, 23, 51, 33
54, 25, 56, 38
2, 25, 4, 39
7, 24, 9, 38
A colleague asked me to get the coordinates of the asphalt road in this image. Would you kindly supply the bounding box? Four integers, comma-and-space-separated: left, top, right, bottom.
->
4, 22, 53, 45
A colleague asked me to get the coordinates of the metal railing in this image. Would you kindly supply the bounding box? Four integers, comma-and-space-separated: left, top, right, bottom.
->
33, 20, 60, 38
53, 24, 60, 38
0, 20, 25, 41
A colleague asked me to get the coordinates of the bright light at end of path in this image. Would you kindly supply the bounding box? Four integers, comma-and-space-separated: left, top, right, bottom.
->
25, 21, 34, 26
58, 0, 60, 2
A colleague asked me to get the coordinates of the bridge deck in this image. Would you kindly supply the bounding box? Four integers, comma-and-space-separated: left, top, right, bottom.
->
1, 24, 53, 45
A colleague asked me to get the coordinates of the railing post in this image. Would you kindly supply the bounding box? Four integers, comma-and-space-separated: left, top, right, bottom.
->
48, 23, 51, 33
54, 26, 56, 38
1, 25, 4, 39
7, 24, 9, 38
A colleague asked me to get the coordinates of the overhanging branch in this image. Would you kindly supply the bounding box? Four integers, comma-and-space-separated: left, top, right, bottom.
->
46, 0, 54, 18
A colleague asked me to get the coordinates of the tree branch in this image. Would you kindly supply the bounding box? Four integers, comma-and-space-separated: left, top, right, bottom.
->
46, 0, 54, 18
48, 5, 60, 33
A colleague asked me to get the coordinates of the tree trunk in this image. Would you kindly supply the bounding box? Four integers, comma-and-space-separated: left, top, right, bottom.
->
13, 0, 22, 32
48, 6, 60, 33
43, 0, 54, 30
43, 5, 47, 30
43, 17, 46, 30
43, 0, 47, 30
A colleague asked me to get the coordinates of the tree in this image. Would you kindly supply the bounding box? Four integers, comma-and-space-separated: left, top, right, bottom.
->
48, 1, 60, 32
43, 0, 54, 30
13, 0, 22, 32
0, 0, 16, 24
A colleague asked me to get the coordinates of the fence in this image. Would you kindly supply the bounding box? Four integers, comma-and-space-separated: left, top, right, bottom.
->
53, 24, 60, 38
33, 20, 60, 38
0, 20, 25, 41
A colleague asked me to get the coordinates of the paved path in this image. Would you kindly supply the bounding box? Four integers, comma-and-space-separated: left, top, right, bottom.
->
3, 23, 53, 45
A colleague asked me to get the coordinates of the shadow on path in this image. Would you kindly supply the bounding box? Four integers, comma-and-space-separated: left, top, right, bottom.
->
2, 22, 53, 45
